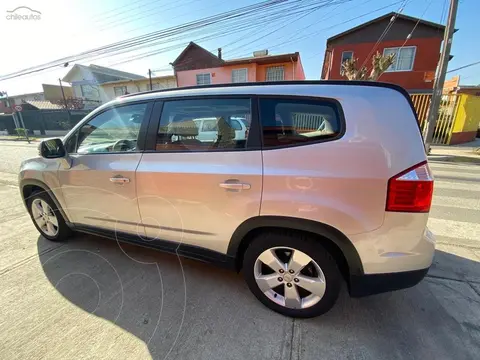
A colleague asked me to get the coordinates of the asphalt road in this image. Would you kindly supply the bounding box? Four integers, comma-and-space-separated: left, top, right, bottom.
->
0, 141, 479, 359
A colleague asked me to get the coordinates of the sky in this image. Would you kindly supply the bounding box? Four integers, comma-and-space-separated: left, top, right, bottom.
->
0, 0, 477, 96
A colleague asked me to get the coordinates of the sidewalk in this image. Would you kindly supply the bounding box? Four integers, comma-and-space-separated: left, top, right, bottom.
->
429, 139, 480, 164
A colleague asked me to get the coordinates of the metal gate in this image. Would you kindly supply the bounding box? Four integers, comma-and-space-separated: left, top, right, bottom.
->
410, 93, 459, 145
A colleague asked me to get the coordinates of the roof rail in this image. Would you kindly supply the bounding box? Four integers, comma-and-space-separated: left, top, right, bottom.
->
120, 80, 407, 98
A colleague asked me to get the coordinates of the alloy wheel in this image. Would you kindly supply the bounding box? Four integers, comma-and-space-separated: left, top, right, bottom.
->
254, 246, 326, 309
31, 199, 59, 237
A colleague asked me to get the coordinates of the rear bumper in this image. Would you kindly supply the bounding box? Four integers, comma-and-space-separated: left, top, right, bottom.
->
349, 212, 435, 274
349, 267, 429, 297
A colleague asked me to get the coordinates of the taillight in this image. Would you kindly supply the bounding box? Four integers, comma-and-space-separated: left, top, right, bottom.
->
386, 161, 434, 212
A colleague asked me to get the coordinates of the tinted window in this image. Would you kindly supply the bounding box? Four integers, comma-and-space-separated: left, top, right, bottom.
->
259, 98, 341, 148
68, 103, 147, 154
155, 99, 251, 151
228, 119, 242, 130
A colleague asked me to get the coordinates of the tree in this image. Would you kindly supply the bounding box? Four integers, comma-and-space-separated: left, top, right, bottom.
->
341, 51, 396, 81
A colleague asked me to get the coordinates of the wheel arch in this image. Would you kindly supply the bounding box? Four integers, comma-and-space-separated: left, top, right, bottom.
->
227, 216, 364, 278
20, 179, 71, 224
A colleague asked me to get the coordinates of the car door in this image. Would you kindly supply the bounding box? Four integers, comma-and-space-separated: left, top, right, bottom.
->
136, 97, 262, 255
58, 101, 152, 235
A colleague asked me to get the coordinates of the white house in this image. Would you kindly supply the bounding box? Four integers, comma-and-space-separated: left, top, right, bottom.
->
61, 64, 145, 108
10, 92, 45, 105
99, 75, 177, 102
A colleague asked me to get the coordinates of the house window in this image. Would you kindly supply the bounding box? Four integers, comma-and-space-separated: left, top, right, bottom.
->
266, 66, 284, 81
80, 85, 100, 100
383, 46, 416, 72
340, 51, 353, 73
232, 68, 248, 83
196, 73, 211, 85
114, 86, 128, 96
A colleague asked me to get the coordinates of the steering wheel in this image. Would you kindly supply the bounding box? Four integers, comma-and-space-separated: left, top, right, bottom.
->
112, 139, 135, 152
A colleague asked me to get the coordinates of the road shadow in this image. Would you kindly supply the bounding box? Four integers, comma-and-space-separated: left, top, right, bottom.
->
38, 234, 480, 360
429, 154, 480, 166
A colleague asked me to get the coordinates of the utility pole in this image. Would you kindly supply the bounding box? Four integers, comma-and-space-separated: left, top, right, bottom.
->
17, 110, 30, 143
148, 69, 153, 90
424, 0, 459, 153
59, 78, 72, 125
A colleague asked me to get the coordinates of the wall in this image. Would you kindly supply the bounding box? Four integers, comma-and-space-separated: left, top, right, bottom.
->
324, 37, 442, 90
99, 78, 177, 103
10, 93, 45, 105
450, 94, 480, 144
176, 64, 256, 87
176, 60, 304, 87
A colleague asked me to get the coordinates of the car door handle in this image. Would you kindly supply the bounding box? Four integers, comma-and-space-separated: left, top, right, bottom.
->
110, 176, 130, 184
219, 181, 251, 191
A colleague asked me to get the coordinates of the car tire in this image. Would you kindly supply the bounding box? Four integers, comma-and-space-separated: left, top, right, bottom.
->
27, 191, 72, 242
243, 231, 341, 318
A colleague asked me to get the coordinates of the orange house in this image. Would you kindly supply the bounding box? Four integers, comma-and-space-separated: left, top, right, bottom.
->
172, 42, 305, 87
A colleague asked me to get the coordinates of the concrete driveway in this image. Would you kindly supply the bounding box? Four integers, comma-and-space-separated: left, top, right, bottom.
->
0, 141, 479, 359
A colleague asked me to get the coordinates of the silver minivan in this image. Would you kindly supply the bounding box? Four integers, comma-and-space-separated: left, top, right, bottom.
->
19, 81, 435, 318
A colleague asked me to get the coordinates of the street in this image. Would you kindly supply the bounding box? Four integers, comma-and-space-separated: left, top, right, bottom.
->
0, 141, 479, 359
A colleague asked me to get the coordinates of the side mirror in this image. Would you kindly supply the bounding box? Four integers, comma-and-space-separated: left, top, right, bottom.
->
39, 138, 66, 159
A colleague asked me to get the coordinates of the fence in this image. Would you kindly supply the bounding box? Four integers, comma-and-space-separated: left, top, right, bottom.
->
293, 113, 326, 132
410, 93, 460, 145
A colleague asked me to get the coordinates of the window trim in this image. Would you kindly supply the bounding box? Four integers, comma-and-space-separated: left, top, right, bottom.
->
231, 68, 248, 83
265, 66, 285, 81
340, 51, 354, 74
80, 84, 100, 99
196, 73, 212, 85
63, 101, 154, 155
257, 95, 346, 151
113, 86, 128, 96
144, 95, 262, 153
382, 46, 416, 72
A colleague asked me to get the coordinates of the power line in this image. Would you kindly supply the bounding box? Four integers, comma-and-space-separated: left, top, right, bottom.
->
446, 60, 480, 73
223, 0, 349, 56
359, 0, 408, 69
0, 0, 293, 81
268, 0, 404, 61
227, 0, 383, 59
98, 1, 327, 66
398, 0, 433, 49
108, 2, 331, 67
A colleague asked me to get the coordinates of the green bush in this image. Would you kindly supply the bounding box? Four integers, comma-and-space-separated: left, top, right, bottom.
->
15, 128, 28, 137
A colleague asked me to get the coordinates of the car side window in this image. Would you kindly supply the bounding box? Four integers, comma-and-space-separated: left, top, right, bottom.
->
67, 103, 148, 154
155, 98, 251, 151
259, 98, 341, 148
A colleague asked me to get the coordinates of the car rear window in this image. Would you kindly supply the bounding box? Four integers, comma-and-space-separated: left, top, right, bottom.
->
259, 98, 342, 148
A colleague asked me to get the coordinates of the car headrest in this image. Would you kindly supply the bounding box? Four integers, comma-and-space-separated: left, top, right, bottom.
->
217, 117, 235, 141
168, 120, 199, 137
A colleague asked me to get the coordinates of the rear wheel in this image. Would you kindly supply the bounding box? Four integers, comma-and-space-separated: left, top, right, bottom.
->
27, 191, 72, 242
243, 231, 341, 318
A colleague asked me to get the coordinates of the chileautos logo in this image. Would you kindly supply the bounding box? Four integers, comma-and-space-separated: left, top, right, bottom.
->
6, 6, 41, 20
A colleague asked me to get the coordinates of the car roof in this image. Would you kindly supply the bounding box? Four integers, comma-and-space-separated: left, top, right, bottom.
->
118, 80, 408, 103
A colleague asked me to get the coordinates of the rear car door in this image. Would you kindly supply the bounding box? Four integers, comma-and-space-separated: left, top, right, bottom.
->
135, 96, 262, 255
58, 101, 152, 234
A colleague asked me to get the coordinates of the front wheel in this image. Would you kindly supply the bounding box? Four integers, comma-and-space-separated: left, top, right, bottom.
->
27, 191, 72, 242
243, 231, 341, 318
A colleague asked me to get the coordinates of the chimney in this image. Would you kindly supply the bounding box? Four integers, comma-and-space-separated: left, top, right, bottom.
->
218, 48, 222, 60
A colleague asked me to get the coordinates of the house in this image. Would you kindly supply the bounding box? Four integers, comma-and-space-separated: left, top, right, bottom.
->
172, 42, 305, 87
321, 12, 445, 92
61, 64, 146, 108
444, 76, 480, 96
99, 75, 177, 102
9, 92, 45, 105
